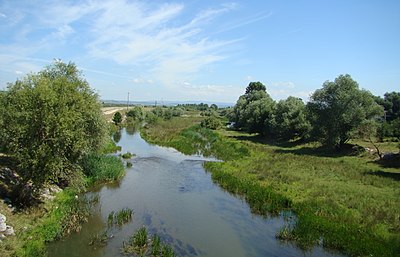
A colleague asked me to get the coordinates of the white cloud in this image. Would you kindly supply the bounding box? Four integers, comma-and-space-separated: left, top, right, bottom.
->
0, 0, 256, 101
14, 70, 23, 75
271, 81, 295, 89
132, 77, 154, 84
177, 81, 243, 102
0, 12, 6, 18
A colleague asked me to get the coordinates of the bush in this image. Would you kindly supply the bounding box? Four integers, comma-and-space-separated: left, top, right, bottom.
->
81, 154, 125, 183
0, 61, 107, 187
200, 116, 222, 130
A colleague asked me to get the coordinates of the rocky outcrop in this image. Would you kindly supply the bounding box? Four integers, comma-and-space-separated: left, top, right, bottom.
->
0, 213, 14, 242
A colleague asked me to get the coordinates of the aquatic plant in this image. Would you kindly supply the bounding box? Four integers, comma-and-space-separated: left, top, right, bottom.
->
121, 152, 134, 159
132, 227, 148, 248
108, 208, 133, 227
126, 162, 133, 168
150, 234, 161, 256
107, 211, 115, 225
161, 245, 176, 257
122, 227, 176, 257
88, 230, 109, 247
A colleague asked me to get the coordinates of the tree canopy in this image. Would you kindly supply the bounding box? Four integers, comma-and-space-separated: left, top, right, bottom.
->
272, 96, 311, 140
0, 61, 107, 187
233, 82, 275, 135
307, 74, 383, 148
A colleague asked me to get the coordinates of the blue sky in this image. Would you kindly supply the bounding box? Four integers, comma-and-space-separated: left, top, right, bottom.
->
0, 0, 399, 103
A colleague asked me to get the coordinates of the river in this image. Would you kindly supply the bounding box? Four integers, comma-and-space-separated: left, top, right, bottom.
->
47, 128, 342, 257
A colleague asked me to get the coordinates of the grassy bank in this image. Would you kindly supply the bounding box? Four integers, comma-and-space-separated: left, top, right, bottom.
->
142, 117, 400, 257
0, 137, 125, 256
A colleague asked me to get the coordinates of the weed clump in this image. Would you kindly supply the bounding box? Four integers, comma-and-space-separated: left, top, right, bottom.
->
123, 227, 176, 257
121, 152, 134, 159
107, 208, 133, 227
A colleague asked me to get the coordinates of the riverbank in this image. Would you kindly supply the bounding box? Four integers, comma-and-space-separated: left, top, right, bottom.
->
142, 116, 400, 257
0, 138, 125, 257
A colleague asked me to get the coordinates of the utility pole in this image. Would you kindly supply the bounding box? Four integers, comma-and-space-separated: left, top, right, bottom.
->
127, 92, 130, 110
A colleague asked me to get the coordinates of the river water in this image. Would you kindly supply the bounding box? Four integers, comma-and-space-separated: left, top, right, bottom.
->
47, 129, 342, 257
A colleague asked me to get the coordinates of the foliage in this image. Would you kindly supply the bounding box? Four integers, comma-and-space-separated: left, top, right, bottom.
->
207, 163, 292, 214
307, 74, 383, 148
144, 111, 159, 125
143, 122, 249, 161
112, 111, 122, 125
121, 152, 133, 159
200, 115, 222, 130
375, 91, 400, 122
100, 137, 121, 154
107, 208, 133, 227
151, 106, 183, 120
80, 153, 125, 184
0, 62, 107, 187
15, 189, 91, 257
126, 106, 144, 122
233, 82, 275, 135
205, 132, 400, 257
272, 96, 311, 140
123, 227, 176, 257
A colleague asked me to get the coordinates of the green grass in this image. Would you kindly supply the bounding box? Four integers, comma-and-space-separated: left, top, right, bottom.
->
100, 136, 121, 154
142, 116, 400, 257
10, 189, 90, 257
81, 153, 125, 184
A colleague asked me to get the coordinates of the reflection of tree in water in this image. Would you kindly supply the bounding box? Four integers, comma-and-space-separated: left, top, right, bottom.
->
113, 130, 122, 143
126, 123, 140, 135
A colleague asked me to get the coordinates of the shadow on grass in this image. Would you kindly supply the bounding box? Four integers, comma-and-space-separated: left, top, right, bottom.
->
230, 134, 305, 148
274, 146, 358, 158
365, 170, 400, 181
229, 132, 360, 158
373, 154, 400, 169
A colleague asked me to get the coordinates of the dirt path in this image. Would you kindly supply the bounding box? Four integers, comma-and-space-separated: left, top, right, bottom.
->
101, 107, 126, 115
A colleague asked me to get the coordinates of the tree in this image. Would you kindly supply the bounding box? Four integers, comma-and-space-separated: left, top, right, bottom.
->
233, 82, 275, 135
0, 61, 107, 187
126, 106, 144, 121
201, 115, 222, 130
272, 97, 311, 140
245, 81, 266, 95
307, 74, 383, 148
113, 111, 122, 125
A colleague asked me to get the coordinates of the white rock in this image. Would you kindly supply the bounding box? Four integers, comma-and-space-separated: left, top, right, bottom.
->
0, 214, 5, 223
4, 226, 14, 236
0, 222, 6, 232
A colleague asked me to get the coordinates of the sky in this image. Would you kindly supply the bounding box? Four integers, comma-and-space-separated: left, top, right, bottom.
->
0, 0, 399, 104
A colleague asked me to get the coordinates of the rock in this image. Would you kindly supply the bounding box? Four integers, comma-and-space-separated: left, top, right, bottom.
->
0, 214, 5, 223
0, 222, 6, 232
4, 226, 14, 236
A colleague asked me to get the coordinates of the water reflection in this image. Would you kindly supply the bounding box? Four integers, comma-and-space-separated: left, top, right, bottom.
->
47, 129, 343, 257
112, 130, 121, 143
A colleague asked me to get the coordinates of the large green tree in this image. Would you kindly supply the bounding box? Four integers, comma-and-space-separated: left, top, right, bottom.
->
0, 61, 107, 187
307, 74, 383, 148
233, 82, 275, 135
272, 96, 311, 140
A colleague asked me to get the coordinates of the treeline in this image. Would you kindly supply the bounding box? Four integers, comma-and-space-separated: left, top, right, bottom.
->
112, 103, 223, 126
229, 75, 399, 151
